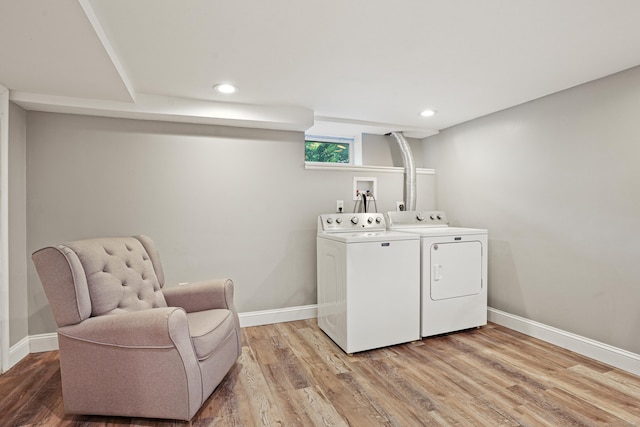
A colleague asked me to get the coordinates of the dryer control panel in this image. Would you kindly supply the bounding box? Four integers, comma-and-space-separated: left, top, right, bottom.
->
318, 213, 386, 233
387, 210, 449, 228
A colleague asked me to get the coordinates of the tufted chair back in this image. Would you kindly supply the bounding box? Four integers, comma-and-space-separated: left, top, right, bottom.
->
37, 235, 168, 327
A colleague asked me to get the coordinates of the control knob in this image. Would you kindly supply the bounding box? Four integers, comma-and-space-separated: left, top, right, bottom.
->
367, 217, 374, 224
416, 212, 425, 221
375, 217, 382, 224
336, 218, 342, 224
430, 214, 436, 220
437, 214, 443, 220
351, 217, 359, 225
326, 218, 334, 224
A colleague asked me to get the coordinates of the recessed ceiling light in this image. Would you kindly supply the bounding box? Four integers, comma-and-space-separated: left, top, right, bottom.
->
213, 83, 238, 94
419, 109, 438, 118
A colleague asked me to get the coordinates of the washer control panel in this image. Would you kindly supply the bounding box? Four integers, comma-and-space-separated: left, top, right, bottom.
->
319, 213, 386, 232
387, 210, 449, 228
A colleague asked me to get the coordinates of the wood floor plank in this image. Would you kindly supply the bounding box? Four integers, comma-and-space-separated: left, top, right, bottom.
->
511, 402, 567, 427
543, 386, 634, 426
277, 323, 329, 367
192, 363, 250, 426
482, 325, 615, 373
0, 352, 63, 426
449, 333, 563, 390
353, 356, 439, 412
424, 333, 548, 396
394, 346, 518, 426
347, 357, 441, 424
464, 332, 640, 425
335, 369, 440, 426
507, 383, 589, 426
303, 362, 395, 426
556, 365, 640, 423
2, 321, 640, 426
402, 338, 524, 410
286, 385, 348, 427
291, 327, 415, 425
569, 364, 640, 403
448, 329, 640, 425
234, 346, 287, 426
294, 326, 352, 375
604, 368, 640, 394
467, 328, 575, 373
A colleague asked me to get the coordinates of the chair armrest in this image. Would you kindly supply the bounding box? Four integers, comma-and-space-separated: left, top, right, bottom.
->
55, 307, 204, 420
162, 278, 236, 313
58, 307, 189, 348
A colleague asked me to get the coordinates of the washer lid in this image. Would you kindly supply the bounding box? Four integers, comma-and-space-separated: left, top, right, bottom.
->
317, 230, 420, 243
389, 226, 487, 237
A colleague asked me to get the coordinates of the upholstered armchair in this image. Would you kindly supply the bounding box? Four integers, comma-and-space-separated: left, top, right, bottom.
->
31, 235, 241, 421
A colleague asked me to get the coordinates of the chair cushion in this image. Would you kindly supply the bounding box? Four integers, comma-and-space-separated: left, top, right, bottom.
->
186, 309, 236, 361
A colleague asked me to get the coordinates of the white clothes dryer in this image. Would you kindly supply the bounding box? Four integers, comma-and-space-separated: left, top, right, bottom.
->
317, 213, 420, 353
387, 211, 488, 337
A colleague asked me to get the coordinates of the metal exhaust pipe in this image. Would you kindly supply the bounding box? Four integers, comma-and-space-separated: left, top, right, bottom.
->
390, 131, 417, 211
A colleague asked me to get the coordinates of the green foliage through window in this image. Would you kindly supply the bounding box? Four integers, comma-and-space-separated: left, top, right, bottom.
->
305, 137, 351, 163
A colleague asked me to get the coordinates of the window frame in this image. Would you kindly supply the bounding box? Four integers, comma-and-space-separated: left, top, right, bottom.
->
304, 134, 363, 166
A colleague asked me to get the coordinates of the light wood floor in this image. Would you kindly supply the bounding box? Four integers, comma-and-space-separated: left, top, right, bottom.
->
1, 320, 639, 426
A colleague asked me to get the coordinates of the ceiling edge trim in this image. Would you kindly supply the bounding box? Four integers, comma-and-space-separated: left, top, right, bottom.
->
10, 91, 314, 132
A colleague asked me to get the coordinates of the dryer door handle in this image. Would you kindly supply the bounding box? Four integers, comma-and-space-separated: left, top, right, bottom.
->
433, 264, 443, 281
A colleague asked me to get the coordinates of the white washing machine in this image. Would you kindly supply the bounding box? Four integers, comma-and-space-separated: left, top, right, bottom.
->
317, 212, 420, 353
387, 211, 488, 337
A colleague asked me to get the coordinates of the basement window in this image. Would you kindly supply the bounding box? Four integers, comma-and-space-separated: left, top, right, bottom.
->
305, 135, 353, 164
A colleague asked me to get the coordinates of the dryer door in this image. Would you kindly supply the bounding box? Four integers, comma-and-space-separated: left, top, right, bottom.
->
429, 241, 482, 300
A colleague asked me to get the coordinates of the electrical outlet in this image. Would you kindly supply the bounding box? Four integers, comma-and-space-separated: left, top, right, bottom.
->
396, 202, 405, 211
336, 200, 344, 213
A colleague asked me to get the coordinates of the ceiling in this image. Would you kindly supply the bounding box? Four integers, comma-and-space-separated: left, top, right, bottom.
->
2, 0, 640, 138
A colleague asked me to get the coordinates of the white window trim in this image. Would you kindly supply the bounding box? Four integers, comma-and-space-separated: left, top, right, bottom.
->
304, 163, 435, 174
304, 133, 361, 166
352, 134, 362, 165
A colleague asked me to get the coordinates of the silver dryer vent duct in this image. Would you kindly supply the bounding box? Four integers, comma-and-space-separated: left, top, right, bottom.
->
390, 131, 416, 211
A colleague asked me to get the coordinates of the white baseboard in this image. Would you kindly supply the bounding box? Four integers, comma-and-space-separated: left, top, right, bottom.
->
8, 336, 29, 370
8, 333, 59, 368
29, 332, 58, 353
488, 307, 640, 376
239, 304, 317, 328
21, 306, 637, 377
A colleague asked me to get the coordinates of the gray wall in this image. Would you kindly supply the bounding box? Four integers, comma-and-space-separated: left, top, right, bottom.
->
422, 65, 640, 354
8, 102, 28, 347
361, 133, 424, 168
26, 112, 435, 336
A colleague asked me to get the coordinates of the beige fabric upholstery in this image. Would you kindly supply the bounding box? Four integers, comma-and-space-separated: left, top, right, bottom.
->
32, 235, 241, 421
